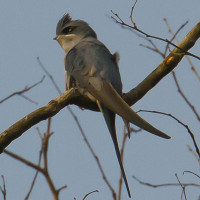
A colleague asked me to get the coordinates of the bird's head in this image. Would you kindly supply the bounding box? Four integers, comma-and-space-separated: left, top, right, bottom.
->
54, 13, 97, 53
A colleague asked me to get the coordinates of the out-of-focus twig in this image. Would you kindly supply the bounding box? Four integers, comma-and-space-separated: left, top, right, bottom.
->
164, 20, 189, 56
175, 173, 187, 200
4, 119, 67, 200
117, 126, 141, 200
76, 115, 117, 199
123, 21, 200, 106
137, 20, 200, 123
132, 175, 200, 188
172, 71, 200, 121
0, 76, 45, 104
0, 175, 6, 200
24, 132, 43, 200
164, 18, 200, 81
37, 57, 61, 94
118, 129, 128, 200
111, 7, 200, 60
187, 145, 200, 167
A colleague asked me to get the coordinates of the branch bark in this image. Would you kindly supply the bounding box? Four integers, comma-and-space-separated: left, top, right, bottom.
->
0, 22, 200, 153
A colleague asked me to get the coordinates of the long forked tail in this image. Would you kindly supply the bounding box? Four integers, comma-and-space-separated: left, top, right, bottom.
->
98, 103, 131, 198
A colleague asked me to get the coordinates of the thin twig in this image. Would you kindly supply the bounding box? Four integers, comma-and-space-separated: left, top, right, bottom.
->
37, 57, 61, 94
71, 111, 117, 199
117, 126, 141, 200
42, 119, 59, 200
0, 175, 6, 200
4, 120, 66, 200
111, 11, 200, 60
175, 173, 187, 200
164, 18, 200, 81
25, 133, 43, 200
138, 25, 200, 123
118, 129, 128, 200
0, 76, 45, 104
132, 175, 200, 188
164, 20, 189, 56
138, 109, 200, 159
82, 190, 99, 200
187, 145, 200, 167
183, 171, 200, 179
130, 0, 138, 27
4, 150, 44, 172
172, 71, 200, 121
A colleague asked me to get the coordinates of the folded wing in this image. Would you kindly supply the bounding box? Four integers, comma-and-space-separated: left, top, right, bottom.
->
87, 79, 170, 139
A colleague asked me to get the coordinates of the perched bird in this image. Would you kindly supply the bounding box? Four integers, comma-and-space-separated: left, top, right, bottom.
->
54, 13, 170, 198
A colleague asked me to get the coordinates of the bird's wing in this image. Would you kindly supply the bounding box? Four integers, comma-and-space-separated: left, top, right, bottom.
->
86, 79, 170, 139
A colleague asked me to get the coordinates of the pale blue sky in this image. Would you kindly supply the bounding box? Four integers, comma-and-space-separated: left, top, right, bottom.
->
0, 0, 200, 199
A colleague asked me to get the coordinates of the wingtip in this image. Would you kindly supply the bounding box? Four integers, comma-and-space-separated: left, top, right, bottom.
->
165, 135, 171, 139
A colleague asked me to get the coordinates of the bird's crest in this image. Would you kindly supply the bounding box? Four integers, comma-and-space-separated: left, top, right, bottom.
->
56, 13, 72, 35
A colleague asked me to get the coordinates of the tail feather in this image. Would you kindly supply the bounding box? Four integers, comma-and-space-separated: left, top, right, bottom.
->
100, 104, 131, 198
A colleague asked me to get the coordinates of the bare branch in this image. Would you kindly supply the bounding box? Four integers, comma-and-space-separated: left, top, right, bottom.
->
132, 175, 200, 188
183, 171, 200, 179
118, 130, 128, 200
187, 145, 200, 166
0, 76, 45, 104
0, 88, 79, 153
123, 22, 200, 106
4, 121, 66, 200
0, 175, 6, 200
42, 119, 60, 200
37, 57, 61, 94
175, 173, 188, 200
25, 130, 43, 200
164, 18, 200, 81
71, 111, 117, 199
4, 150, 44, 172
130, 0, 138, 27
163, 19, 189, 57
138, 22, 200, 124
82, 190, 99, 200
111, 10, 200, 60
117, 126, 141, 200
138, 109, 200, 159
172, 71, 200, 121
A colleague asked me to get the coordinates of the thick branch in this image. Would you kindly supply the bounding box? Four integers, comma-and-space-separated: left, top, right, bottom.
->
0, 89, 79, 153
123, 22, 200, 106
0, 22, 200, 153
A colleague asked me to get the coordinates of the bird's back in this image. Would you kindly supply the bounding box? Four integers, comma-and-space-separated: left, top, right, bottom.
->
65, 37, 123, 95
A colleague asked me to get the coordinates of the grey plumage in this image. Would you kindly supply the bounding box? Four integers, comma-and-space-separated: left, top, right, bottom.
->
55, 13, 170, 198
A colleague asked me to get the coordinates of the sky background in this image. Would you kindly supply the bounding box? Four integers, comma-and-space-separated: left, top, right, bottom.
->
0, 0, 200, 199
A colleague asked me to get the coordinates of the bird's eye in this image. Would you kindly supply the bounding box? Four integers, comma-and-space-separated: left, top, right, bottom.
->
61, 27, 73, 34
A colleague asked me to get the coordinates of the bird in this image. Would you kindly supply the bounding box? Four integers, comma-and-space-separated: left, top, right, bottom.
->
54, 13, 170, 198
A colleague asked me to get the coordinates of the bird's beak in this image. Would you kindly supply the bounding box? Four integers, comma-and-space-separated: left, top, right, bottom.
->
53, 36, 58, 40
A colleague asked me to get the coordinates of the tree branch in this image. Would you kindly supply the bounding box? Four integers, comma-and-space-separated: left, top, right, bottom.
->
0, 22, 200, 153
0, 88, 79, 153
123, 22, 200, 106
0, 76, 45, 105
